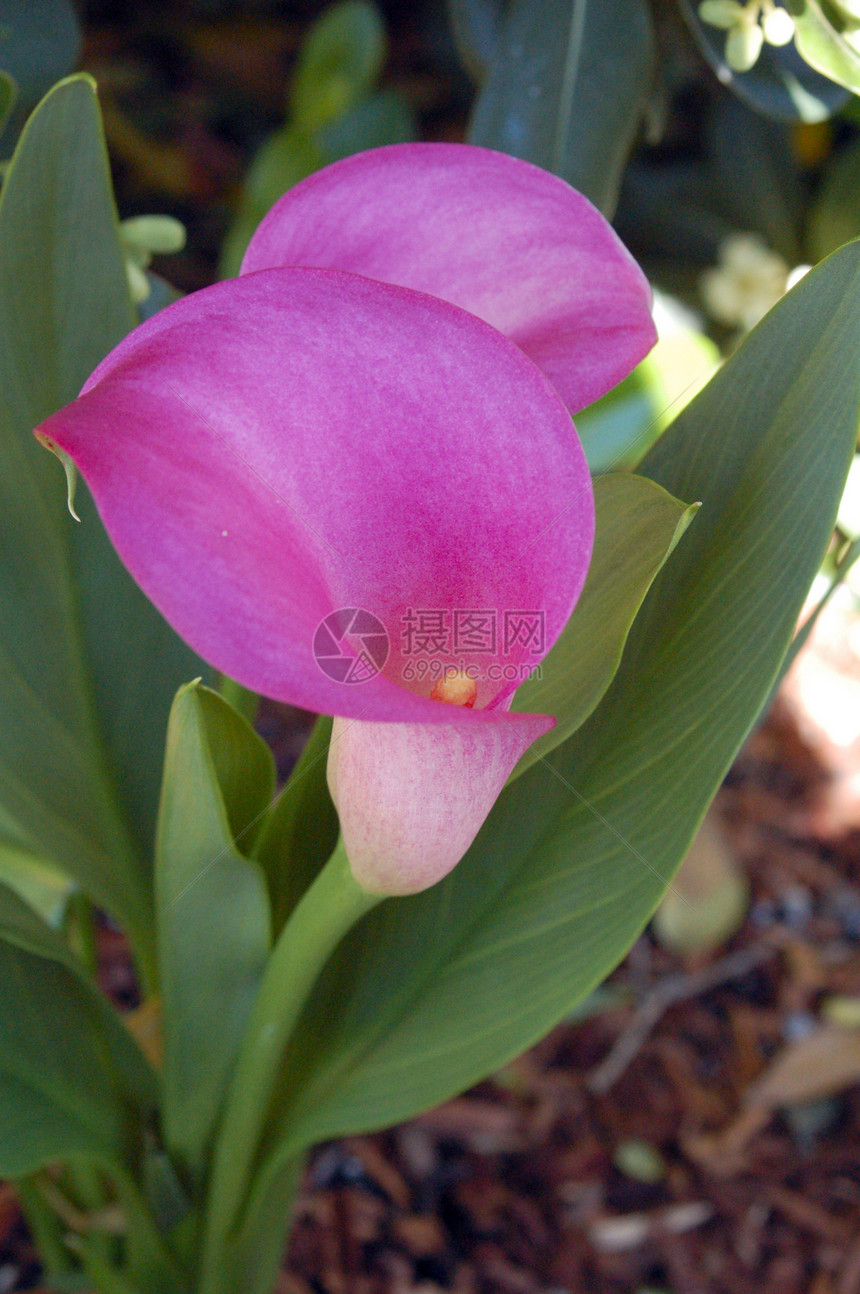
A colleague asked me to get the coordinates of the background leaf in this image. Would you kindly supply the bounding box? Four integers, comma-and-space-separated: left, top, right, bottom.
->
511, 474, 699, 776
0, 885, 156, 1178
253, 715, 338, 932
0, 68, 16, 138
0, 77, 207, 973
290, 0, 385, 131
245, 241, 860, 1204
0, 0, 79, 113
446, 0, 503, 79
679, 0, 850, 121
156, 683, 272, 1171
467, 0, 654, 215
788, 0, 860, 95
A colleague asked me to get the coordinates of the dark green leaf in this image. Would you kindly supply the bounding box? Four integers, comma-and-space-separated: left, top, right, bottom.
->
0, 68, 16, 137
468, 0, 654, 216
253, 716, 338, 932
446, 0, 504, 79
250, 240, 860, 1182
156, 683, 272, 1170
0, 886, 156, 1178
679, 0, 850, 121
511, 474, 699, 777
0, 77, 207, 973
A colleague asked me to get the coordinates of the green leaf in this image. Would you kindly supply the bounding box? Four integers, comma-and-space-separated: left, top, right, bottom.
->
253, 715, 338, 932
809, 132, 860, 259
468, 0, 654, 216
0, 77, 207, 973
156, 683, 272, 1170
0, 842, 75, 927
290, 0, 386, 132
249, 240, 860, 1187
788, 0, 860, 94
510, 474, 699, 777
0, 885, 156, 1178
0, 68, 16, 137
446, 0, 503, 78
679, 0, 850, 120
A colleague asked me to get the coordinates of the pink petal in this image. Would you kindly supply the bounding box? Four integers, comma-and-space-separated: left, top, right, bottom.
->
327, 711, 552, 895
38, 267, 593, 725
242, 143, 656, 413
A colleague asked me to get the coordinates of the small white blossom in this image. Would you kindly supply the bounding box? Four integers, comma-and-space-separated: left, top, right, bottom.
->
700, 234, 791, 331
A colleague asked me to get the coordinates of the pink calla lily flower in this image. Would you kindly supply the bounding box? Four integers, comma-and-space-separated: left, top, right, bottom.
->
35, 145, 655, 897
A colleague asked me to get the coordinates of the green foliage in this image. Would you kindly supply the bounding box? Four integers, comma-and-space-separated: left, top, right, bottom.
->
679, 0, 850, 120
253, 715, 338, 932
219, 1, 416, 277
0, 68, 16, 137
156, 683, 273, 1172
0, 883, 156, 1178
241, 242, 860, 1212
290, 0, 386, 131
446, 0, 503, 78
511, 474, 699, 776
468, 0, 654, 216
0, 76, 207, 980
788, 0, 860, 94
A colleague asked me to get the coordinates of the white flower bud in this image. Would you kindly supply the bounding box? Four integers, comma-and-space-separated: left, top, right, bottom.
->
726, 19, 764, 70
761, 6, 795, 45
698, 0, 746, 28
833, 0, 860, 19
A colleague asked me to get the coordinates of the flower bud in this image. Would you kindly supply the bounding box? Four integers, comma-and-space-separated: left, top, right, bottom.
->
698, 0, 745, 28
726, 19, 764, 71
761, 6, 795, 45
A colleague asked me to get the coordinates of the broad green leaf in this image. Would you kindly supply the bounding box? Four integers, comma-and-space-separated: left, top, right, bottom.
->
788, 0, 860, 94
290, 0, 386, 132
254, 715, 338, 932
156, 683, 272, 1170
0, 842, 74, 927
679, 0, 850, 120
248, 241, 860, 1192
468, 0, 654, 216
0, 77, 206, 969
576, 328, 719, 474
0, 888, 157, 1178
446, 0, 503, 78
511, 474, 699, 777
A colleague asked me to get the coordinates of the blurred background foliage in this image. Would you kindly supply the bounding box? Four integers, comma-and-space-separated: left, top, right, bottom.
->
2, 0, 860, 951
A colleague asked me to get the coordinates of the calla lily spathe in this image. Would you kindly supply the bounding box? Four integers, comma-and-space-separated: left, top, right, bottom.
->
35, 144, 656, 896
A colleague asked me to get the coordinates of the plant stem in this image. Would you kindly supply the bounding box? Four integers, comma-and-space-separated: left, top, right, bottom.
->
15, 1178, 73, 1278
198, 839, 380, 1294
